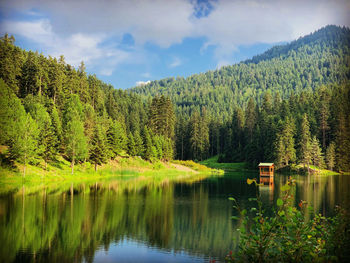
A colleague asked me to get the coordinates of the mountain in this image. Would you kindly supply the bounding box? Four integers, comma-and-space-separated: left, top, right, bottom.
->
131, 25, 350, 121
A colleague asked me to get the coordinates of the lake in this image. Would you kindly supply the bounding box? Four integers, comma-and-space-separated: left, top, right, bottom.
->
0, 172, 349, 263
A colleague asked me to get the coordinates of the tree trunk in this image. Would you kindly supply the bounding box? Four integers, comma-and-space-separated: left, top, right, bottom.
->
95, 163, 97, 171
23, 153, 26, 178
71, 157, 74, 174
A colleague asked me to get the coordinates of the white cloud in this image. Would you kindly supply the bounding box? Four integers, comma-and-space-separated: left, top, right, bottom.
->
0, 0, 194, 48
1, 0, 350, 73
194, 0, 350, 62
2, 19, 129, 73
136, 80, 151, 86
169, 57, 182, 68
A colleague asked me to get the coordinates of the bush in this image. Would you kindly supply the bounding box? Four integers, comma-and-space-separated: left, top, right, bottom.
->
226, 178, 350, 262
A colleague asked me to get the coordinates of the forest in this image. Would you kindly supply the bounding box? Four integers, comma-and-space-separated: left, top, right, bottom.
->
0, 34, 175, 175
0, 25, 350, 175
132, 25, 350, 171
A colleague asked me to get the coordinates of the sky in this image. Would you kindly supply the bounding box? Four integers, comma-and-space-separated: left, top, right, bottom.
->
0, 0, 349, 90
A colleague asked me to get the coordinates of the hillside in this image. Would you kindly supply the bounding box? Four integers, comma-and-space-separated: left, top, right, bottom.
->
131, 25, 350, 121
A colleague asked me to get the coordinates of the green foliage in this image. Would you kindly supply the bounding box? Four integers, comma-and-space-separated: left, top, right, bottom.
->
275, 117, 296, 167
107, 120, 128, 158
325, 142, 336, 171
227, 179, 349, 262
63, 94, 88, 173
9, 113, 39, 176
89, 124, 108, 170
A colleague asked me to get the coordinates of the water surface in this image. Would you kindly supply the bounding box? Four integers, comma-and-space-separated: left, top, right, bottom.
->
0, 172, 349, 262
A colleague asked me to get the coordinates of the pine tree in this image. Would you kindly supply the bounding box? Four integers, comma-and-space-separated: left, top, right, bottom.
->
127, 133, 137, 156
325, 142, 336, 171
0, 79, 23, 144
275, 117, 296, 167
245, 98, 257, 143
89, 124, 108, 171
142, 126, 157, 160
0, 34, 24, 94
318, 87, 330, 149
311, 136, 325, 168
299, 114, 312, 173
335, 111, 350, 171
133, 130, 144, 157
63, 95, 88, 174
9, 113, 39, 177
107, 120, 128, 158
23, 97, 58, 169
50, 105, 63, 151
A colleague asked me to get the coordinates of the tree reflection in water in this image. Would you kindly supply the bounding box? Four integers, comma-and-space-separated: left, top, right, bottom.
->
0, 173, 348, 263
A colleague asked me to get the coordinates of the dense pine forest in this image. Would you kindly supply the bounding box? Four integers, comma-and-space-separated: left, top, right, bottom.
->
132, 25, 350, 171
0, 34, 175, 174
1, 25, 350, 174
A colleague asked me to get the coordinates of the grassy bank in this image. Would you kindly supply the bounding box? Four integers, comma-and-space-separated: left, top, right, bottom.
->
277, 164, 340, 176
200, 156, 253, 172
0, 156, 222, 195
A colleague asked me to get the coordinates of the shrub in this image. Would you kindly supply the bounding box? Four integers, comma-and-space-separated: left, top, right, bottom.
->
226, 178, 349, 262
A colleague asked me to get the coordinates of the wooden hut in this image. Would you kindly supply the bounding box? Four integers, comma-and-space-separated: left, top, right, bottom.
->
258, 163, 274, 177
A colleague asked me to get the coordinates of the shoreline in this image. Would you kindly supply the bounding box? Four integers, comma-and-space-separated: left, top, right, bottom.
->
0, 157, 223, 195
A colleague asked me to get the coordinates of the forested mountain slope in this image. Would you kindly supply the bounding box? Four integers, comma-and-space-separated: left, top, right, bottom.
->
0, 35, 175, 174
131, 25, 350, 121
131, 25, 350, 169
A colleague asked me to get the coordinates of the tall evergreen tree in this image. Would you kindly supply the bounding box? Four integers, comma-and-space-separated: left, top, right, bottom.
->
325, 142, 336, 171
107, 120, 128, 158
275, 117, 296, 167
89, 124, 108, 171
311, 136, 325, 168
9, 113, 39, 177
127, 133, 137, 156
299, 114, 312, 172
63, 95, 88, 174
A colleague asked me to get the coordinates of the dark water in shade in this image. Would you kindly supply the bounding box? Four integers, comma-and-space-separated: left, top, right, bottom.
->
0, 172, 349, 263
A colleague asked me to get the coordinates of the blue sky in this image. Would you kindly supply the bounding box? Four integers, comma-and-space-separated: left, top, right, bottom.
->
1, 0, 349, 90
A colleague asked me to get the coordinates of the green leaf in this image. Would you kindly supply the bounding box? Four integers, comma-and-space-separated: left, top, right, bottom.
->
228, 197, 236, 201
247, 178, 254, 185
277, 198, 283, 206
231, 216, 239, 220
241, 209, 247, 216
281, 184, 291, 192
250, 207, 257, 212
278, 210, 285, 216
248, 197, 257, 202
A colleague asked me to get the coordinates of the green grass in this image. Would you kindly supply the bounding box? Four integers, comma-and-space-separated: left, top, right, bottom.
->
199, 156, 252, 172
171, 159, 224, 174
278, 163, 340, 176
0, 156, 220, 195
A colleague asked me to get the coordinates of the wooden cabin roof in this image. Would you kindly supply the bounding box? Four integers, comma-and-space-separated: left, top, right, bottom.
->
258, 163, 274, 167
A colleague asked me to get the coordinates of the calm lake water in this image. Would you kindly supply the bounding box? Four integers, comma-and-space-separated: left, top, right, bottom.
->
0, 172, 349, 263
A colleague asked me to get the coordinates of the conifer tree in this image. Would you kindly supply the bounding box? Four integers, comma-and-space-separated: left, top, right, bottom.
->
325, 142, 336, 171
63, 94, 88, 174
10, 113, 39, 177
50, 105, 63, 150
299, 114, 312, 172
89, 124, 108, 171
245, 98, 257, 143
0, 34, 24, 94
133, 130, 144, 157
107, 120, 128, 158
127, 133, 137, 156
311, 136, 325, 168
275, 117, 296, 167
142, 126, 157, 160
